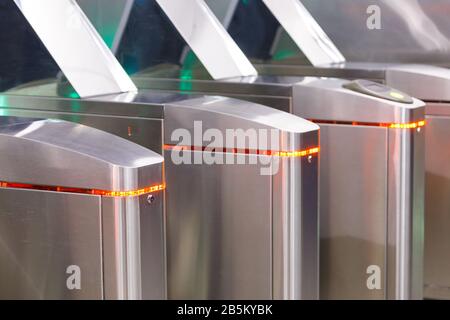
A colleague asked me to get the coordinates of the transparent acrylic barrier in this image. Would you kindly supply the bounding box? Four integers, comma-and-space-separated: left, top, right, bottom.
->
79, 0, 195, 79
301, 0, 450, 65
79, 0, 226, 82
80, 0, 306, 80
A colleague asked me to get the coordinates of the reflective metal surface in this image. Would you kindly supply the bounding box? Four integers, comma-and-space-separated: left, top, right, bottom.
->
385, 64, 450, 102
162, 94, 320, 299
272, 149, 319, 299
237, 1, 450, 103
386, 126, 425, 300
0, 117, 165, 300
0, 92, 320, 300
291, 77, 424, 124
14, 0, 137, 97
71, 0, 437, 300
166, 151, 318, 300
0, 119, 161, 191
132, 72, 426, 300
163, 94, 318, 151
134, 74, 425, 123
102, 193, 165, 300
424, 114, 450, 300
166, 153, 272, 299
0, 189, 102, 299
319, 125, 387, 299
160, 94, 320, 299
221, 1, 448, 299
256, 62, 450, 104
4, 0, 321, 300
155, 0, 257, 79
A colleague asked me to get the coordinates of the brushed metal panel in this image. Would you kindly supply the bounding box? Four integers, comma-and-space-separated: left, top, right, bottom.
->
0, 119, 162, 191
0, 109, 163, 155
102, 193, 165, 300
133, 75, 426, 125
143, 87, 293, 114
165, 151, 272, 299
272, 153, 319, 299
138, 192, 166, 300
0, 188, 102, 299
132, 75, 295, 98
319, 124, 388, 300
426, 102, 450, 117
0, 92, 166, 119
424, 116, 450, 299
385, 65, 450, 102
386, 126, 425, 300
102, 196, 141, 300
292, 78, 425, 125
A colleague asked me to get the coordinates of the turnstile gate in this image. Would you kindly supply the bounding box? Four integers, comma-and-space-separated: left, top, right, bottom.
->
0, 0, 321, 300
100, 0, 427, 300
0, 117, 165, 299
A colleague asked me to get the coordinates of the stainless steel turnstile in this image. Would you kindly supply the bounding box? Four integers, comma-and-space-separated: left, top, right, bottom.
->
137, 62, 427, 301
0, 93, 320, 300
162, 96, 320, 299
1, 1, 321, 300
276, 68, 450, 300
205, 0, 450, 300
133, 77, 426, 300
90, 0, 427, 300
0, 117, 165, 299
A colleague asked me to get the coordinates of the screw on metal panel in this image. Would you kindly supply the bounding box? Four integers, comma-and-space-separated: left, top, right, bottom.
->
147, 194, 155, 204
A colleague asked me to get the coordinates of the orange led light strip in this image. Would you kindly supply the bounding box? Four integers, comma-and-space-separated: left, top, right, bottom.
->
274, 147, 320, 157
164, 145, 320, 158
388, 120, 426, 129
0, 181, 165, 197
312, 119, 426, 129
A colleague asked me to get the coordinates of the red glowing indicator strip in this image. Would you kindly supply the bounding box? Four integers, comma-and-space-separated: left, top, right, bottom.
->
164, 145, 320, 158
0, 181, 165, 197
388, 120, 426, 129
312, 119, 426, 129
274, 147, 320, 157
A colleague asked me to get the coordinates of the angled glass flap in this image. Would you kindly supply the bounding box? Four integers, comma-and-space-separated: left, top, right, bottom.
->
80, 0, 257, 81
208, 0, 306, 65
80, 0, 194, 80
301, 0, 450, 65
3, 0, 136, 99
76, 0, 134, 54
154, 0, 257, 79
204, 0, 239, 29
261, 0, 345, 66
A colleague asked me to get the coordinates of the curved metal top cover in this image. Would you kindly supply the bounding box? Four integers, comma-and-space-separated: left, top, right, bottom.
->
0, 118, 163, 191
385, 64, 450, 102
293, 78, 426, 124
164, 95, 319, 152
